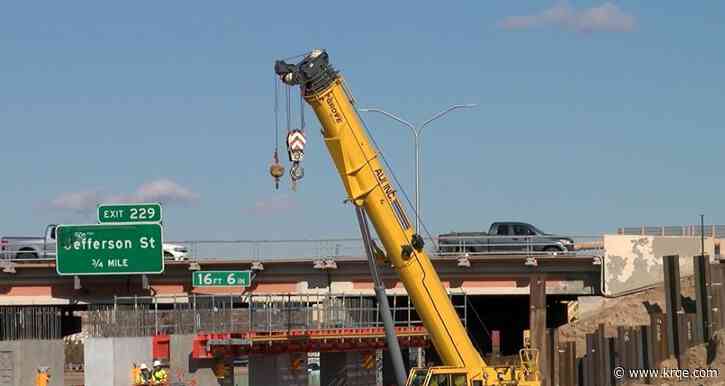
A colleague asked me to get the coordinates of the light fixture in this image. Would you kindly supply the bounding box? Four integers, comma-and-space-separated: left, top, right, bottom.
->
188, 262, 201, 271
251, 261, 265, 271
457, 257, 471, 268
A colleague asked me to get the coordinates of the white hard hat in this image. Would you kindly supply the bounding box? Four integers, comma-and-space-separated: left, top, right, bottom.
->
153, 360, 162, 367
140, 364, 148, 370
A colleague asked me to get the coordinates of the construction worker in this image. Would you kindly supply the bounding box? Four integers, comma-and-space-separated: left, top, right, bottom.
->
134, 363, 150, 385
35, 367, 49, 386
131, 363, 141, 386
150, 360, 168, 386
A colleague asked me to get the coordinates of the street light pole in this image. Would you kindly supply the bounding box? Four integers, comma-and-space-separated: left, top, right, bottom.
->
359, 104, 477, 232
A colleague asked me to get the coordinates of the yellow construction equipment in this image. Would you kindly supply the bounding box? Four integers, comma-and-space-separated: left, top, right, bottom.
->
275, 49, 541, 386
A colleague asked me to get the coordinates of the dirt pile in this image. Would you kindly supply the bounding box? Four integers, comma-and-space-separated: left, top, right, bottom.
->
557, 276, 725, 384
631, 331, 725, 385
559, 276, 695, 357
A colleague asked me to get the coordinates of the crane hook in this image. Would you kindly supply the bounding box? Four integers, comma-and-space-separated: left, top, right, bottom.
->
287, 129, 306, 191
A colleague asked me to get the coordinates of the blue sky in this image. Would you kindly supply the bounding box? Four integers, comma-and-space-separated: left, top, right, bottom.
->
1, 1, 724, 241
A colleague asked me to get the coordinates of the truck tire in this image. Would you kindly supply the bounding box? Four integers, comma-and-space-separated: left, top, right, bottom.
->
544, 246, 562, 255
16, 250, 38, 259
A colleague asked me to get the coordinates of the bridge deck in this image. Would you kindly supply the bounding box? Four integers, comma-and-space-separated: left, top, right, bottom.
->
0, 255, 602, 305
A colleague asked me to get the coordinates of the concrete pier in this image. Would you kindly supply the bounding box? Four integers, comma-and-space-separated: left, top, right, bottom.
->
248, 353, 307, 386
321, 351, 377, 386
84, 337, 151, 386
382, 347, 415, 386
0, 340, 64, 386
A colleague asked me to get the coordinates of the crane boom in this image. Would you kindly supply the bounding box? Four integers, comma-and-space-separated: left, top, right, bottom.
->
275, 49, 540, 386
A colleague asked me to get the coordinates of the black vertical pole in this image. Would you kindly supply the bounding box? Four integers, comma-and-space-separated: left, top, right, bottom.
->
711, 264, 724, 332
616, 326, 627, 378
663, 254, 683, 364
701, 214, 705, 262
598, 324, 611, 386
694, 255, 711, 344
641, 325, 653, 384
584, 334, 595, 386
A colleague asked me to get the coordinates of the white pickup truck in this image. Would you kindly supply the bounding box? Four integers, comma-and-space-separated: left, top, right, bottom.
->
1, 224, 189, 260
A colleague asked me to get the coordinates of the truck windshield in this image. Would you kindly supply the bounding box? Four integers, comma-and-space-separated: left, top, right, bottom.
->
407, 370, 428, 386
530, 225, 547, 235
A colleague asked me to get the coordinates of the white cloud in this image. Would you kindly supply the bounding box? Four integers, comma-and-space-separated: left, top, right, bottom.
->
50, 191, 103, 213
49, 179, 199, 213
499, 2, 635, 33
110, 179, 200, 204
245, 194, 296, 216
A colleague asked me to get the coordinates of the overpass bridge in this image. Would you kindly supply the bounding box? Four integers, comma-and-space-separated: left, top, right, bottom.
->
0, 254, 602, 305
0, 247, 602, 385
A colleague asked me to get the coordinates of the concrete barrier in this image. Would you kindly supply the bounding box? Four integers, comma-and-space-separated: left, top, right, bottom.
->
85, 337, 152, 386
168, 334, 223, 386
603, 235, 715, 296
0, 340, 64, 386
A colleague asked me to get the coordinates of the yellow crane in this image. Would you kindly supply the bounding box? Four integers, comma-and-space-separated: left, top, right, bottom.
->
275, 49, 541, 386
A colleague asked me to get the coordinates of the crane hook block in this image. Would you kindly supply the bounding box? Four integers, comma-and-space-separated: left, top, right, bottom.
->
270, 150, 285, 190
270, 163, 284, 178
287, 130, 306, 162
270, 162, 284, 190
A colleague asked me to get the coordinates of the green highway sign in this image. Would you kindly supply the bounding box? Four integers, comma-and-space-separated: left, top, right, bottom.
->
98, 203, 162, 224
56, 224, 164, 275
192, 271, 252, 287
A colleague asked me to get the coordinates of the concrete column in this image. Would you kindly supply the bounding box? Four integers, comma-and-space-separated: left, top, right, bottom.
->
491, 330, 501, 361
85, 337, 153, 386
249, 353, 307, 386
0, 340, 64, 386
169, 334, 225, 386
322, 351, 377, 386
529, 275, 548, 386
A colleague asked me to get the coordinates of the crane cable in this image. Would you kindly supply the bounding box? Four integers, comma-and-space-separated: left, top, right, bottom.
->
286, 83, 292, 133
299, 88, 305, 132
274, 75, 280, 153
269, 75, 284, 189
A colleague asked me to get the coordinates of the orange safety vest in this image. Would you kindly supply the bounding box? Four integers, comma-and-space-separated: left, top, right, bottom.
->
35, 373, 49, 386
131, 367, 143, 385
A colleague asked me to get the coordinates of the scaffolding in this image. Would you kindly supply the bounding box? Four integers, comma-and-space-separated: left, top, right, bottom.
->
87, 292, 468, 337
0, 306, 62, 341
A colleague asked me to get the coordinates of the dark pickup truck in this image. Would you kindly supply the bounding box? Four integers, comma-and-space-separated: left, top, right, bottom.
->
437, 222, 575, 255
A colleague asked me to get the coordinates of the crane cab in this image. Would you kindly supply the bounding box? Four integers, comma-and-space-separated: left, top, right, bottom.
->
405, 348, 541, 386
406, 367, 471, 386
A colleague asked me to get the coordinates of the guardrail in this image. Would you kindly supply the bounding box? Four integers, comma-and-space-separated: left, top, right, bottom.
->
168, 235, 603, 261
0, 235, 604, 262
618, 224, 725, 237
